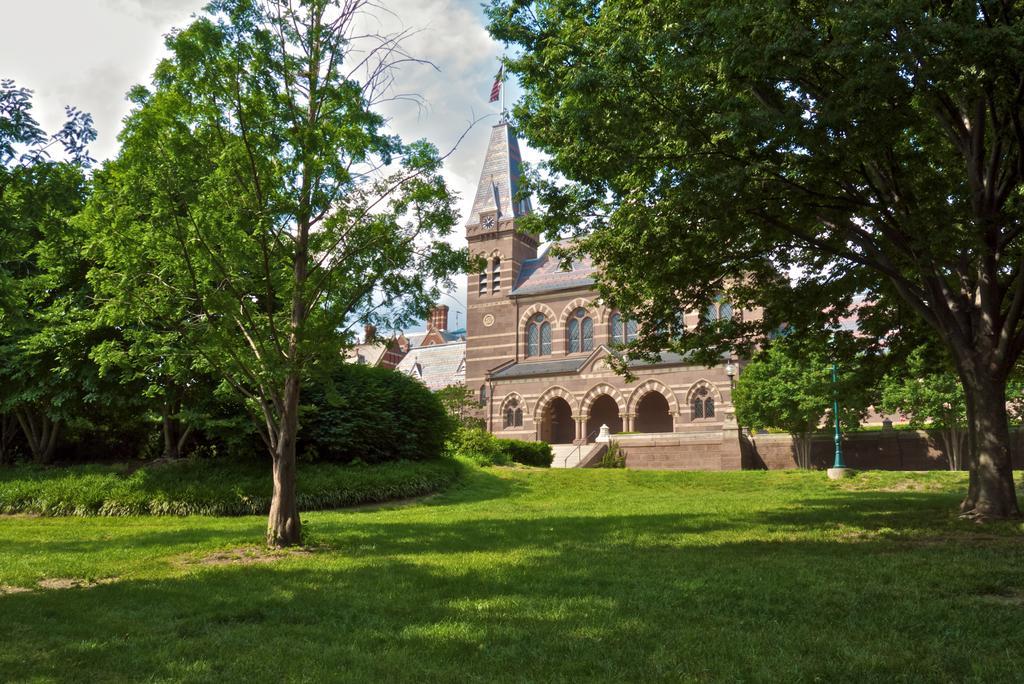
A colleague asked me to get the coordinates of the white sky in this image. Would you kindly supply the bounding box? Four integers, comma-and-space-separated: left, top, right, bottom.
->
0, 0, 545, 331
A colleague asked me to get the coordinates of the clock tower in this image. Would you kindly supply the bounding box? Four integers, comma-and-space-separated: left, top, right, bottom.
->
464, 122, 539, 411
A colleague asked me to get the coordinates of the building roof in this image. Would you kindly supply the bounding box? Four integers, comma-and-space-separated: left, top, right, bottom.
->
396, 340, 466, 391
488, 348, 696, 380
512, 242, 598, 295
405, 328, 466, 349
468, 123, 533, 222
344, 342, 390, 367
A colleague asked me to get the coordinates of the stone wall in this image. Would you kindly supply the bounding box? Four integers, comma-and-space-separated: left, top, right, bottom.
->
613, 428, 1024, 471
616, 428, 743, 471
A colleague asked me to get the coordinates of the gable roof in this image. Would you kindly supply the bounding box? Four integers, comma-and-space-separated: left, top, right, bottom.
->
512, 242, 598, 296
396, 340, 466, 391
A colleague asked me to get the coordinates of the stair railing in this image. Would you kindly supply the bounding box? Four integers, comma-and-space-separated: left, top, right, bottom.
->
562, 429, 600, 468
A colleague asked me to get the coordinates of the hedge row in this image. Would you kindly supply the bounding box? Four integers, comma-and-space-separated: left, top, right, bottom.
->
448, 428, 553, 467
0, 458, 464, 517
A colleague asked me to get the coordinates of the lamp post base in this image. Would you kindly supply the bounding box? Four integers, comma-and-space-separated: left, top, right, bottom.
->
827, 467, 856, 480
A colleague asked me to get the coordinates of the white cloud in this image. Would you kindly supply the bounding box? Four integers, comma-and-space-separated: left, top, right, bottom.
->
0, 0, 545, 326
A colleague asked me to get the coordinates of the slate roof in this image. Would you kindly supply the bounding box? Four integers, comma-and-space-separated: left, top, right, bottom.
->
344, 342, 389, 367
489, 349, 697, 380
468, 123, 532, 222
512, 243, 598, 295
396, 340, 466, 391
489, 357, 589, 379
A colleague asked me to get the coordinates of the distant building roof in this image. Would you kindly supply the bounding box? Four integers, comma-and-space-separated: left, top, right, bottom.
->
344, 342, 389, 367
396, 340, 466, 391
406, 328, 466, 349
512, 243, 597, 295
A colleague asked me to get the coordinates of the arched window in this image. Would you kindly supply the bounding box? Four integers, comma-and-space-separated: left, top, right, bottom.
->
478, 270, 487, 295
691, 388, 715, 420
491, 257, 501, 292
719, 302, 734, 321
526, 314, 551, 357
704, 303, 719, 324
479, 384, 488, 407
610, 313, 638, 345
503, 398, 524, 428
567, 307, 594, 353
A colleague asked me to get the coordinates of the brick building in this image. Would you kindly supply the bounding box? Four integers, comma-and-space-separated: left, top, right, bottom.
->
465, 122, 747, 464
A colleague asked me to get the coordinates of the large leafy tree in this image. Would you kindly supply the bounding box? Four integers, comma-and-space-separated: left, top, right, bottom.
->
0, 80, 98, 463
490, 1, 1024, 517
87, 0, 464, 546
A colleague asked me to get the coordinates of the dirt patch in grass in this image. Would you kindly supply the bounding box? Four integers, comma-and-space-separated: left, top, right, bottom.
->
2, 577, 120, 595
976, 592, 1024, 606
179, 546, 314, 568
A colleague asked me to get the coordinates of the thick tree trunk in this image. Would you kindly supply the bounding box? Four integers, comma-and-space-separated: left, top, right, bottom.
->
267, 371, 302, 547
958, 374, 1019, 518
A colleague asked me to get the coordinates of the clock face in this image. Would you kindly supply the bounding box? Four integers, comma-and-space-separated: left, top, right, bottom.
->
482, 214, 495, 229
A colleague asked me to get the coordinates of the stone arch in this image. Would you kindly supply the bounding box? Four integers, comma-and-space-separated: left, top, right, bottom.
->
685, 378, 723, 404
579, 383, 627, 416
533, 385, 578, 423
627, 379, 679, 416
557, 297, 596, 328
500, 391, 527, 416
518, 302, 558, 330
686, 378, 723, 421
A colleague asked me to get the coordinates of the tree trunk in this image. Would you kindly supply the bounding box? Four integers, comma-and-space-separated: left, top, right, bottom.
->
161, 399, 192, 459
15, 409, 60, 464
794, 432, 813, 469
267, 371, 302, 547
958, 373, 1019, 518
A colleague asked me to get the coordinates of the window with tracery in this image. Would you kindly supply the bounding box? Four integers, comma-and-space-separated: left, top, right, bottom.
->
503, 398, 524, 428
691, 388, 715, 420
526, 313, 552, 357
610, 313, 638, 345
567, 307, 594, 353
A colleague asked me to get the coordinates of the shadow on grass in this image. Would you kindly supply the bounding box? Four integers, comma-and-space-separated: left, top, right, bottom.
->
3, 489, 1024, 681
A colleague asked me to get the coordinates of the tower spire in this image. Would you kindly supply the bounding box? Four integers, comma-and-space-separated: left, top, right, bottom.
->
466, 122, 533, 229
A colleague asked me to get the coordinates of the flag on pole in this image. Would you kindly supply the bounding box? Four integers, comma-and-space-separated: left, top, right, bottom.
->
489, 65, 503, 103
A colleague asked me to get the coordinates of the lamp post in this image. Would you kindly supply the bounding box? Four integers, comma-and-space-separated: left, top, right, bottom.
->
827, 360, 852, 479
726, 362, 736, 391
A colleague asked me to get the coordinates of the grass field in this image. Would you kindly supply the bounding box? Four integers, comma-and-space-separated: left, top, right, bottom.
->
2, 468, 1023, 682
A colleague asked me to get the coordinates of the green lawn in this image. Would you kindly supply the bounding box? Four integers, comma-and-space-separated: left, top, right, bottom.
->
2, 468, 1023, 682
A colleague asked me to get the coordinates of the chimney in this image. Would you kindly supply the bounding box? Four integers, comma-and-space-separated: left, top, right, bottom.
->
364, 324, 377, 344
429, 304, 449, 332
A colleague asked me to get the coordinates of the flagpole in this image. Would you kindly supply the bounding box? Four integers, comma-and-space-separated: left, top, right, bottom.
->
500, 56, 506, 122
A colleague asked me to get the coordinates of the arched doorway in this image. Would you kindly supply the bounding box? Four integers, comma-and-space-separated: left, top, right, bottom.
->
540, 397, 575, 444
635, 392, 673, 433
586, 395, 622, 439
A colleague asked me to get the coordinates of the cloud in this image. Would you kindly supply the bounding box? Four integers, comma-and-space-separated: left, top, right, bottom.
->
1, 0, 545, 321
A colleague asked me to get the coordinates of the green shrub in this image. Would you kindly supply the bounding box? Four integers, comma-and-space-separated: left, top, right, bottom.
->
0, 458, 464, 516
598, 441, 625, 468
448, 427, 511, 466
447, 427, 552, 467
301, 364, 453, 464
503, 439, 554, 467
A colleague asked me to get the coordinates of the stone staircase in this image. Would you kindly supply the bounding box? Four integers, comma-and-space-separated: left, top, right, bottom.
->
550, 443, 608, 468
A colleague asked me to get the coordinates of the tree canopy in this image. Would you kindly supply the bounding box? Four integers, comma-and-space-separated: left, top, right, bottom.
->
489, 0, 1024, 518
87, 0, 466, 545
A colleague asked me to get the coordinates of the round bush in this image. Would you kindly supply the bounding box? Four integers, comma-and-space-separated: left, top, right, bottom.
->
301, 364, 452, 463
